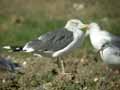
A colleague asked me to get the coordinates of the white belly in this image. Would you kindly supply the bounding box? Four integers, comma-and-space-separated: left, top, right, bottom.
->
90, 34, 111, 51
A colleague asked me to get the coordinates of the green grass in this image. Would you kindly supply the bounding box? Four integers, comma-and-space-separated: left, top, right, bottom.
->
0, 15, 65, 46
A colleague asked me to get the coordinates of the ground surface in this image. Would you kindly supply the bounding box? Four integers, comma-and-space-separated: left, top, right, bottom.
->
0, 0, 120, 90
0, 50, 120, 90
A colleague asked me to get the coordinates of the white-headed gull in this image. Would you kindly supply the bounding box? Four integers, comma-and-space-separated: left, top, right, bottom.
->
22, 19, 87, 75
87, 22, 120, 51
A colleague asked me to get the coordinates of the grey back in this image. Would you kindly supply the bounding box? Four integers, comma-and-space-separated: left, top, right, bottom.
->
27, 28, 73, 52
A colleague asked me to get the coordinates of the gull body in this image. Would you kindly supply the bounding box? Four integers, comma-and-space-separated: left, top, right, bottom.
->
23, 19, 87, 74
23, 19, 86, 57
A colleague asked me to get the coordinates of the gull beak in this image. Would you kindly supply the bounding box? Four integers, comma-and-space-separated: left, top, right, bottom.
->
80, 24, 89, 29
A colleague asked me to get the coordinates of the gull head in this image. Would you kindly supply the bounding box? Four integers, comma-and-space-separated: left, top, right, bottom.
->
88, 22, 100, 30
85, 22, 101, 35
64, 19, 88, 31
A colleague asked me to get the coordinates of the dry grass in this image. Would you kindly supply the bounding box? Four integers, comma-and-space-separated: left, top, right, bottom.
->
0, 50, 120, 90
0, 0, 120, 19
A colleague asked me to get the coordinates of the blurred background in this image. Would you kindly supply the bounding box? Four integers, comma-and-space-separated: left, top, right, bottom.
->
0, 0, 120, 90
0, 0, 120, 46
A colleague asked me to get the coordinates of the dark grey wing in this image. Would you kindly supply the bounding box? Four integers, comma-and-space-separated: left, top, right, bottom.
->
26, 28, 73, 52
111, 40, 120, 48
111, 34, 120, 42
46, 29, 73, 51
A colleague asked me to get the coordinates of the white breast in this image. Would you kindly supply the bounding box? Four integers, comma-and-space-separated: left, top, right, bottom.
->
89, 31, 111, 51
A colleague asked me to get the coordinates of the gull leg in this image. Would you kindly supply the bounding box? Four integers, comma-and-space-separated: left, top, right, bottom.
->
54, 57, 73, 80
60, 60, 65, 74
57, 57, 67, 74
56, 57, 65, 74
56, 57, 72, 80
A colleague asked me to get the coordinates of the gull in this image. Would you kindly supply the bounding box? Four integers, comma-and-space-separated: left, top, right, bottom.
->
22, 19, 87, 75
0, 57, 22, 73
99, 41, 120, 70
0, 56, 23, 82
87, 22, 120, 51
98, 41, 120, 89
86, 22, 120, 89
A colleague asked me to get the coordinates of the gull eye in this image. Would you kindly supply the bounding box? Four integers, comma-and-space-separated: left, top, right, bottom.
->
71, 22, 78, 26
74, 22, 79, 25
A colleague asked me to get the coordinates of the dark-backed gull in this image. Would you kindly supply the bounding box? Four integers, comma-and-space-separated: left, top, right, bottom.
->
22, 19, 87, 75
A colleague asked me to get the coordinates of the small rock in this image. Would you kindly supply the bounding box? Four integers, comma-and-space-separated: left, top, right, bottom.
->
80, 58, 85, 63
42, 82, 52, 90
80, 58, 88, 66
22, 61, 27, 67
2, 79, 6, 83
83, 86, 87, 90
94, 77, 99, 82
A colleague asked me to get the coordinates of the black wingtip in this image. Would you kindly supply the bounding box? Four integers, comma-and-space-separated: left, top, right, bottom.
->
3, 45, 23, 52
